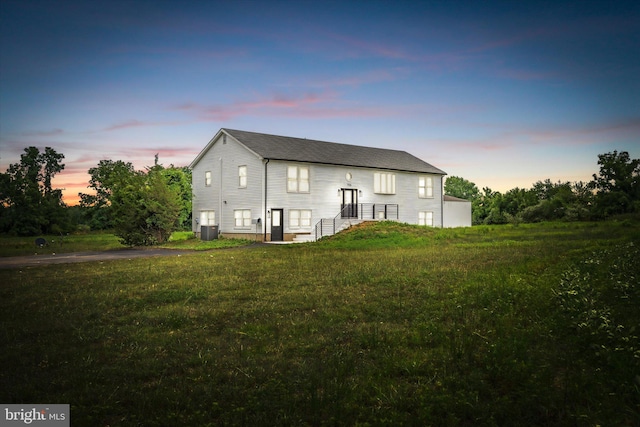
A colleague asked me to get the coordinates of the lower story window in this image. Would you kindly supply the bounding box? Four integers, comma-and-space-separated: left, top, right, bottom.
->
200, 210, 215, 225
289, 209, 312, 229
419, 211, 434, 227
234, 209, 252, 228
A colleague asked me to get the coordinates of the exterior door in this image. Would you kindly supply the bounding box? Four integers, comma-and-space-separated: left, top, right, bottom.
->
271, 209, 284, 241
341, 189, 358, 218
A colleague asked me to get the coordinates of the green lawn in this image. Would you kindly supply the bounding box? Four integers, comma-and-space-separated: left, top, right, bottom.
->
0, 230, 252, 257
1, 221, 638, 426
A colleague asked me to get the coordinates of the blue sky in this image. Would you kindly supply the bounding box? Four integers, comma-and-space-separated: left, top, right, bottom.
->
1, 0, 638, 204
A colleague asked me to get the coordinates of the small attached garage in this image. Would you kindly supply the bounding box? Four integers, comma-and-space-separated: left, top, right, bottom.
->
443, 195, 472, 227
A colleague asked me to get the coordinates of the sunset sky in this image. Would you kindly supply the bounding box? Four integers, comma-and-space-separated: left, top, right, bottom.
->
1, 0, 638, 205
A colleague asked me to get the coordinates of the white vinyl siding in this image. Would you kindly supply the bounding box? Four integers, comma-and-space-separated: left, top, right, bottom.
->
205, 171, 212, 187
287, 166, 309, 193
199, 210, 215, 225
238, 165, 247, 188
234, 209, 252, 228
289, 209, 312, 229
419, 176, 434, 198
374, 172, 396, 194
419, 211, 434, 226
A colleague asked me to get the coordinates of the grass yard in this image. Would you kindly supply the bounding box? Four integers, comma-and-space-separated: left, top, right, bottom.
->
1, 221, 639, 426
0, 230, 252, 257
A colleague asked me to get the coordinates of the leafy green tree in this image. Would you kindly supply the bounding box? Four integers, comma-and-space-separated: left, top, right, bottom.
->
0, 146, 70, 235
520, 180, 585, 222
483, 192, 509, 224
590, 150, 640, 217
79, 160, 136, 229
111, 167, 182, 246
566, 181, 594, 221
501, 187, 538, 217
444, 176, 480, 200
79, 156, 188, 244
154, 164, 192, 230
472, 187, 501, 225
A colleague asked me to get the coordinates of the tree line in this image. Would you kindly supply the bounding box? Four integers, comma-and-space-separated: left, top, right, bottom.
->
445, 151, 640, 225
0, 147, 191, 245
1, 147, 638, 244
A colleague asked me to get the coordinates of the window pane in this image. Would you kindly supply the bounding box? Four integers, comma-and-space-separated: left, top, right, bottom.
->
301, 210, 311, 226
239, 166, 247, 188
374, 172, 395, 194
290, 210, 300, 227
287, 166, 297, 192
200, 211, 215, 225
299, 167, 309, 192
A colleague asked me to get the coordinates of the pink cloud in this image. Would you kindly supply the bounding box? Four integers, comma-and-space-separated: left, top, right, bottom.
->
20, 128, 65, 137
173, 90, 411, 122
102, 118, 186, 132
103, 120, 148, 131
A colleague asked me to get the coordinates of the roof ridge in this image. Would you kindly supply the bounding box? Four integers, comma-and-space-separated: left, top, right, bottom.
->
217, 128, 446, 175
223, 128, 412, 155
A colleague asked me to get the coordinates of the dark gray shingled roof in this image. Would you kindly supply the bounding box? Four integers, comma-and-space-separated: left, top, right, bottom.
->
223, 129, 446, 175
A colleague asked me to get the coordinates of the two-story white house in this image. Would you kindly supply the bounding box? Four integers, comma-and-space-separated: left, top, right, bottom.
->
190, 128, 452, 242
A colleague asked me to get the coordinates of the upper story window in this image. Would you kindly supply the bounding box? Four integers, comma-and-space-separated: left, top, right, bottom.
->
419, 176, 434, 198
238, 165, 247, 188
374, 172, 395, 194
205, 171, 212, 187
287, 165, 309, 193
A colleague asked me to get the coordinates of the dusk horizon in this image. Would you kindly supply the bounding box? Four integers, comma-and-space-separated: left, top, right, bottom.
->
1, 0, 638, 205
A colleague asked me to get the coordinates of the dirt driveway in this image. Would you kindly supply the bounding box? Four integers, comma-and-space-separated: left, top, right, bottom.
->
0, 248, 195, 269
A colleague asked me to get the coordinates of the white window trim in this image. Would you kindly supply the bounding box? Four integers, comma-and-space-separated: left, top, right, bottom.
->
205, 171, 212, 187
238, 165, 247, 188
289, 209, 312, 229
419, 211, 434, 227
287, 165, 310, 193
199, 210, 215, 226
419, 176, 434, 199
374, 172, 396, 194
234, 209, 252, 228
